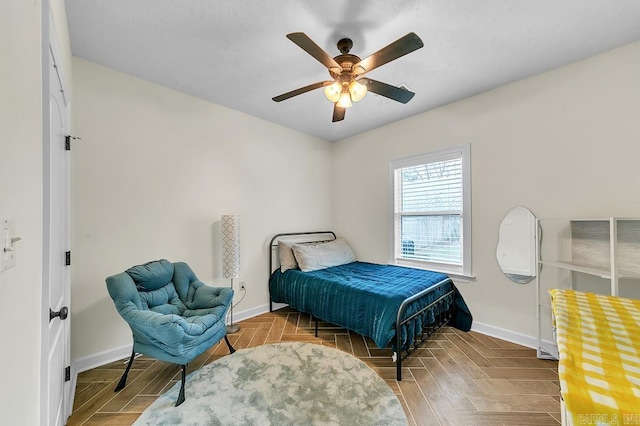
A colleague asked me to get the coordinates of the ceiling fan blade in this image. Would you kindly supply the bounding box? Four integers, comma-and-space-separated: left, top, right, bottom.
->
332, 104, 346, 122
286, 32, 342, 72
363, 78, 415, 104
272, 81, 330, 102
353, 32, 424, 75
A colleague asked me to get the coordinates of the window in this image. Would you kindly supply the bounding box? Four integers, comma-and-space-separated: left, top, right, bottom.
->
390, 145, 471, 277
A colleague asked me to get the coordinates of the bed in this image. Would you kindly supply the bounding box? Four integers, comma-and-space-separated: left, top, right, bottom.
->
268, 231, 473, 380
549, 289, 640, 425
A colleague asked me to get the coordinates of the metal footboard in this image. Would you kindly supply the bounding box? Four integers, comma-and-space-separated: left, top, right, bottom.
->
395, 279, 455, 381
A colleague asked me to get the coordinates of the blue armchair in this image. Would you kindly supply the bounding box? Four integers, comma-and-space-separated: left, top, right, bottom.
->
106, 259, 235, 406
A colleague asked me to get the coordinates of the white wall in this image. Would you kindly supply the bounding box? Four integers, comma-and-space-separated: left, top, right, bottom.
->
71, 58, 333, 359
332, 40, 640, 338
0, 2, 42, 423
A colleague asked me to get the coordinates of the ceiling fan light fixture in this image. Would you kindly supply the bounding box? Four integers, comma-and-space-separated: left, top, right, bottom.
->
349, 80, 367, 102
324, 81, 342, 103
337, 91, 352, 108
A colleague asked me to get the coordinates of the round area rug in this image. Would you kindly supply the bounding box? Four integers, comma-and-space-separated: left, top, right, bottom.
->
133, 342, 407, 426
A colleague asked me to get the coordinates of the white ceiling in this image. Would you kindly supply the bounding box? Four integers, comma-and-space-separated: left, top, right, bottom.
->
66, 0, 640, 142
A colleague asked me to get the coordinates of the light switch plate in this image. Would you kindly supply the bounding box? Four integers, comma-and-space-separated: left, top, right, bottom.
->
1, 218, 16, 272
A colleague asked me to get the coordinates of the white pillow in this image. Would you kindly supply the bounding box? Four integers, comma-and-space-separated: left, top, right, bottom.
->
278, 241, 299, 272
292, 237, 356, 272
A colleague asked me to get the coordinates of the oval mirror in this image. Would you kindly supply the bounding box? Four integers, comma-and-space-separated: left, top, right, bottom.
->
496, 207, 537, 284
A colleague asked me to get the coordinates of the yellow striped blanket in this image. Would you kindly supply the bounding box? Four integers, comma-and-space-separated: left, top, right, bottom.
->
549, 289, 640, 425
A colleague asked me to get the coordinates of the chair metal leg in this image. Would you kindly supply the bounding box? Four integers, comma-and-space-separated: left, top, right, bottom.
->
224, 335, 236, 354
175, 364, 186, 407
114, 349, 136, 392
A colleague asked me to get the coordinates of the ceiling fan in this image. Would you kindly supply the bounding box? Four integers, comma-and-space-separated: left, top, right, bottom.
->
272, 32, 424, 122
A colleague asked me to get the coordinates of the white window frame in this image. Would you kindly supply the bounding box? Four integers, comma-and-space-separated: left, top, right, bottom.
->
389, 144, 472, 279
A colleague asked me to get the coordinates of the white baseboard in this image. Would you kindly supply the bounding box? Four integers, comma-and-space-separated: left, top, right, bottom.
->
471, 321, 537, 348
471, 321, 549, 351
73, 343, 133, 375
229, 303, 271, 323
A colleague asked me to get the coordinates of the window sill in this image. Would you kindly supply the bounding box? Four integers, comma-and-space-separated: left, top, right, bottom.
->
444, 272, 476, 284
391, 260, 475, 283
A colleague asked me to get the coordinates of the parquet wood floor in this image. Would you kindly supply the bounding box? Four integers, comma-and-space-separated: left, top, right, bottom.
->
67, 308, 560, 425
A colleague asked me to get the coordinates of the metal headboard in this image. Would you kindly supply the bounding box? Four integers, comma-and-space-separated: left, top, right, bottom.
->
268, 231, 336, 311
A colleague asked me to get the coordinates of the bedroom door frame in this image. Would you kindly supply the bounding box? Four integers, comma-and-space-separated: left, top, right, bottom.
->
41, 5, 72, 425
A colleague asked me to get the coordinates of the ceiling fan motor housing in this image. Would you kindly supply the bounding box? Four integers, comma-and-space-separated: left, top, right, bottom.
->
331, 41, 362, 81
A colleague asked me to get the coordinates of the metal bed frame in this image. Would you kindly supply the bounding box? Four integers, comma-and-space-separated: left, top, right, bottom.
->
268, 231, 455, 381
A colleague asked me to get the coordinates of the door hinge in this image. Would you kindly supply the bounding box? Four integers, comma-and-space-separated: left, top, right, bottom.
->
65, 251, 71, 266
65, 366, 71, 382
65, 135, 82, 151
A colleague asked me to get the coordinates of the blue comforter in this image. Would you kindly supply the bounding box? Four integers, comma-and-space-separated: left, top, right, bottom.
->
269, 261, 472, 349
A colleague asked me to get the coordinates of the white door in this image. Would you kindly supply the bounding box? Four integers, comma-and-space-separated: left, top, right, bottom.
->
44, 40, 71, 426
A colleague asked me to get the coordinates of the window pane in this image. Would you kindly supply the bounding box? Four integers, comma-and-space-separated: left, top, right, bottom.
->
401, 158, 462, 213
400, 215, 462, 265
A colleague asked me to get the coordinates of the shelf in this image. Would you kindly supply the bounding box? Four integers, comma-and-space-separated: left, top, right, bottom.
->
540, 260, 640, 280
536, 217, 640, 360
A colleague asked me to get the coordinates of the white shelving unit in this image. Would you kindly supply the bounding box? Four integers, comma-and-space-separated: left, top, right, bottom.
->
535, 217, 640, 359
